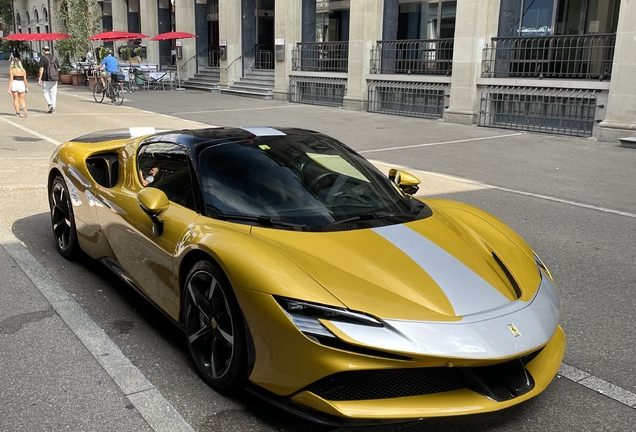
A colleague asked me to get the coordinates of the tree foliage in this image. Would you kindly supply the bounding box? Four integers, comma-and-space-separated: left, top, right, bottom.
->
54, 0, 101, 66
0, 0, 13, 28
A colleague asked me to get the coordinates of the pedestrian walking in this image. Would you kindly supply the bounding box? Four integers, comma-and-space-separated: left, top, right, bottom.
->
37, 46, 60, 114
7, 53, 29, 118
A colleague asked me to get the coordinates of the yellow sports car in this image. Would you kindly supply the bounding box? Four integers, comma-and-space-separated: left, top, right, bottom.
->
48, 126, 565, 426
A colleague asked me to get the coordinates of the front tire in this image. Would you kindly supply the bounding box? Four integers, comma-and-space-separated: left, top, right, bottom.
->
49, 176, 80, 259
183, 260, 248, 393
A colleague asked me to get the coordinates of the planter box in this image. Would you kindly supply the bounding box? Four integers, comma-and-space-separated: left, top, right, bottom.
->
71, 73, 81, 86
88, 75, 97, 90
59, 74, 73, 85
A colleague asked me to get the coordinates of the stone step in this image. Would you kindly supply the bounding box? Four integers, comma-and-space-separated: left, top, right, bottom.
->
181, 82, 220, 92
227, 83, 273, 94
187, 77, 219, 85
220, 87, 273, 100
239, 75, 274, 84
233, 80, 273, 89
247, 69, 275, 76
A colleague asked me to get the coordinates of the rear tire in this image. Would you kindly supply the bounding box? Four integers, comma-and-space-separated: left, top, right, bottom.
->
49, 176, 80, 259
93, 81, 105, 103
183, 260, 248, 393
112, 85, 124, 106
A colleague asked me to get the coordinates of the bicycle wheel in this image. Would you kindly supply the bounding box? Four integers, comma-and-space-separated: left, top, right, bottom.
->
93, 81, 105, 103
111, 85, 124, 106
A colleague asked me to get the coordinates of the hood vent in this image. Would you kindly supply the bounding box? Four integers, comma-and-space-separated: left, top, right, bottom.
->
492, 253, 522, 299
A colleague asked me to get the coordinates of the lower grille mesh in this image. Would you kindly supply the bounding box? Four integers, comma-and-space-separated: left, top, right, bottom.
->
305, 348, 543, 401
305, 368, 464, 401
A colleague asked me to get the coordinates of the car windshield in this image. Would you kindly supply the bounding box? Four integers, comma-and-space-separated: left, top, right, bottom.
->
196, 132, 427, 230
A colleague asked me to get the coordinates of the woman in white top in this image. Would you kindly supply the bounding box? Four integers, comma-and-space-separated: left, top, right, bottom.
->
7, 54, 29, 117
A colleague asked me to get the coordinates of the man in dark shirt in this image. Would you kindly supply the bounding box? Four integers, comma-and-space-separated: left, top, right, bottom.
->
38, 46, 61, 114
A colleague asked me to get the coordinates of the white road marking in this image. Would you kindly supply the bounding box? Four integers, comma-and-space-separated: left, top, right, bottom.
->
0, 225, 195, 432
558, 363, 636, 408
370, 160, 636, 219
359, 132, 524, 153
0, 117, 61, 145
171, 105, 303, 115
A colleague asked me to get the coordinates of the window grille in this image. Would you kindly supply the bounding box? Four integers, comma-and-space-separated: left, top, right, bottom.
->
367, 81, 448, 119
479, 86, 598, 137
289, 77, 347, 107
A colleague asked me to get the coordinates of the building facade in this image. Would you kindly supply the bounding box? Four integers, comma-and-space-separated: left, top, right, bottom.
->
10, 0, 635, 141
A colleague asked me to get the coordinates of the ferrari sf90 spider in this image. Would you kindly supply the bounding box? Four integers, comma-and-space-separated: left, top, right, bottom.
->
48, 126, 565, 426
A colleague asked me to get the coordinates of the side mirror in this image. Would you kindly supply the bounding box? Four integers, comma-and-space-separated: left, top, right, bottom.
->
388, 169, 420, 196
138, 187, 169, 235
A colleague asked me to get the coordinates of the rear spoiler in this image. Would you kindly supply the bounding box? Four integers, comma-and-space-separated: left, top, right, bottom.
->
69, 127, 170, 143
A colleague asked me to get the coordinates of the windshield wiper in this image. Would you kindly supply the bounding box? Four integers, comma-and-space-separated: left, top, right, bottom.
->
217, 213, 303, 228
329, 211, 400, 225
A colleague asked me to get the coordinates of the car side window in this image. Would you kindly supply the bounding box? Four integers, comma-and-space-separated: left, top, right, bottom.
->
137, 142, 196, 210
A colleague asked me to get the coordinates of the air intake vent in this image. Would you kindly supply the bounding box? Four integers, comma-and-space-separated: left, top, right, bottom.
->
492, 253, 522, 299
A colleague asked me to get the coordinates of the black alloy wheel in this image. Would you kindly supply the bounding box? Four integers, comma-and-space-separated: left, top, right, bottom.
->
93, 81, 105, 103
183, 260, 248, 393
49, 176, 80, 259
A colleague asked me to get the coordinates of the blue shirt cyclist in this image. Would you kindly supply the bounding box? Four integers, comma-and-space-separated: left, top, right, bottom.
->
97, 49, 119, 88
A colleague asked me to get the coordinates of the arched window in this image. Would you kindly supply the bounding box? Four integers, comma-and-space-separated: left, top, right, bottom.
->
16, 13, 21, 29
34, 8, 40, 32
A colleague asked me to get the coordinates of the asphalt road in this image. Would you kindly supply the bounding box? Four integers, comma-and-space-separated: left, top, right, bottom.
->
1, 64, 635, 432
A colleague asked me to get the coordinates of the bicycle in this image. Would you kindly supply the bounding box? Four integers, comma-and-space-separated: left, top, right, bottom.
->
93, 71, 124, 106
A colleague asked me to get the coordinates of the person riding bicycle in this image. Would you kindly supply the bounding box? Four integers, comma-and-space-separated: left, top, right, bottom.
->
96, 49, 119, 90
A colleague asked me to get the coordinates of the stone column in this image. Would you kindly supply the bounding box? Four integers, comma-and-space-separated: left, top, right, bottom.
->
219, 0, 242, 87
175, 0, 197, 78
343, 0, 384, 111
140, 0, 159, 64
301, 0, 316, 42
445, 0, 498, 125
241, 0, 256, 76
111, 0, 129, 55
273, 0, 302, 102
598, 0, 636, 142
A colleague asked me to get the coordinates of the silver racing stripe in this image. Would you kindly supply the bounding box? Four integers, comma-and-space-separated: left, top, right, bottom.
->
372, 224, 509, 316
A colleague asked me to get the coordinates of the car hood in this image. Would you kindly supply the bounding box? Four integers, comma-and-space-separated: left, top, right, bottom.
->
251, 208, 541, 322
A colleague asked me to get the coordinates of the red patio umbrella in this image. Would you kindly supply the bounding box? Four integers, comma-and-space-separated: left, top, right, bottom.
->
149, 31, 197, 41
149, 31, 197, 89
32, 32, 70, 41
3, 33, 35, 41
89, 31, 149, 41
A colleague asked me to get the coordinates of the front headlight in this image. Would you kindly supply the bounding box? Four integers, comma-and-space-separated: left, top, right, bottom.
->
275, 296, 383, 342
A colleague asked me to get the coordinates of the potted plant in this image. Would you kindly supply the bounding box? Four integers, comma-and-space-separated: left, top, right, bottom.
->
55, 39, 75, 85
133, 47, 144, 63
59, 63, 73, 84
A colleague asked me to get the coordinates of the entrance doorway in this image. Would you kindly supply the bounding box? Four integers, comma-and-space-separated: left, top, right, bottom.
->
208, 0, 220, 67
256, 0, 274, 69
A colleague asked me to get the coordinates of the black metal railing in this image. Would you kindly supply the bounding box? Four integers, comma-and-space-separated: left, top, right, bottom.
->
482, 34, 615, 80
370, 39, 454, 75
479, 86, 599, 137
208, 46, 221, 67
368, 81, 448, 119
256, 50, 274, 70
292, 42, 349, 72
289, 76, 347, 107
